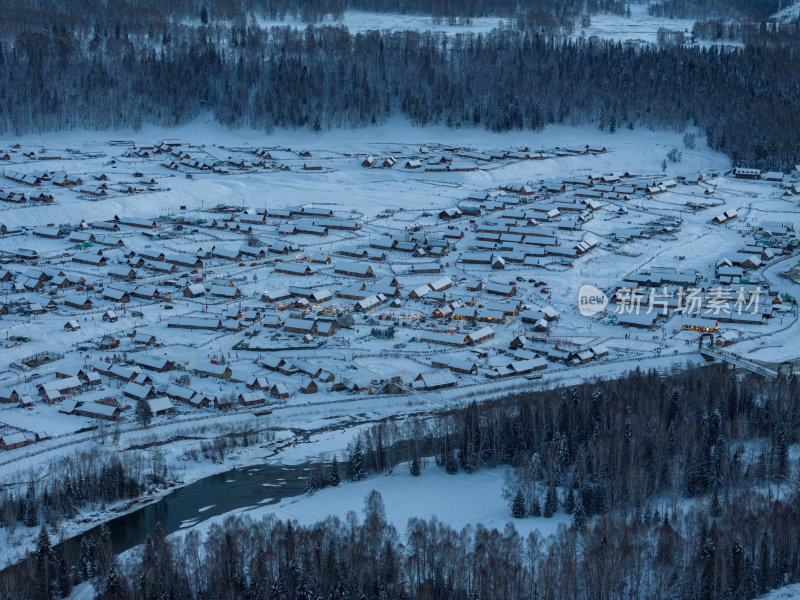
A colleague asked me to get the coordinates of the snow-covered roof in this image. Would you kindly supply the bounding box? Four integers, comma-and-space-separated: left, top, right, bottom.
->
148, 397, 174, 414
77, 402, 118, 417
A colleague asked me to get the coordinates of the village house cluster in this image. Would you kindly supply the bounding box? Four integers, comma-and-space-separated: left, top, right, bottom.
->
0, 138, 797, 452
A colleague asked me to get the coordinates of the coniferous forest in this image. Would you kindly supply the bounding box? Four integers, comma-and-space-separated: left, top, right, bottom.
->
0, 3, 800, 169
0, 0, 632, 30
648, 0, 780, 19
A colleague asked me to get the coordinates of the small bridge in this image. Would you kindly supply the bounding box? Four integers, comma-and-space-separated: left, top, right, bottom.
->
700, 348, 784, 378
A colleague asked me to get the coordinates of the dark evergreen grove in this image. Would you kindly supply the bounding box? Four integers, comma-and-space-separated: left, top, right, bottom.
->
693, 18, 800, 46
0, 450, 158, 538
10, 486, 800, 599
649, 0, 780, 19
342, 364, 800, 518
77, 488, 800, 600
0, 0, 626, 31
1, 23, 800, 169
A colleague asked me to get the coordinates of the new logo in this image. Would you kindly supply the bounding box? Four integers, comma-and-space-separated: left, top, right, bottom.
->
578, 284, 608, 317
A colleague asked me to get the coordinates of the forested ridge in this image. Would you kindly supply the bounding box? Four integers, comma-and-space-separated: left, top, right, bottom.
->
1, 25, 800, 169
649, 0, 780, 19
0, 0, 625, 32
336, 365, 799, 519
693, 18, 800, 47
86, 489, 800, 600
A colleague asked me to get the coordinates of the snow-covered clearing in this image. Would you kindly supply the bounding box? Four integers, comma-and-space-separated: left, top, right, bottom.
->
772, 1, 800, 20
242, 5, 722, 47
576, 3, 696, 43
251, 10, 510, 35
150, 466, 571, 555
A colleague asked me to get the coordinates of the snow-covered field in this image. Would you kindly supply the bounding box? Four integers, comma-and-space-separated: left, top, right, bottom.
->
167, 465, 571, 545
245, 4, 714, 46
759, 585, 800, 599
577, 3, 696, 42
251, 10, 511, 35
772, 0, 800, 20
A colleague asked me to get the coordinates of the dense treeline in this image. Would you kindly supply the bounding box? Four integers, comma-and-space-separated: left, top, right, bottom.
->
693, 17, 800, 47
0, 450, 163, 600
1, 521, 117, 600
0, 0, 629, 34
8, 484, 800, 600
88, 365, 800, 600
0, 422, 268, 535
649, 0, 780, 19
347, 0, 629, 18
338, 365, 797, 521
0, 448, 164, 533
34, 485, 800, 600
1, 25, 799, 168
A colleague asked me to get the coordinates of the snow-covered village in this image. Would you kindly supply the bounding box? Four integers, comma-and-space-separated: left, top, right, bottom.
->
1, 128, 797, 439
3, 0, 800, 599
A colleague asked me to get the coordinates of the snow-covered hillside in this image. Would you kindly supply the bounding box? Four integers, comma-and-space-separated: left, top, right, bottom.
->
771, 0, 800, 20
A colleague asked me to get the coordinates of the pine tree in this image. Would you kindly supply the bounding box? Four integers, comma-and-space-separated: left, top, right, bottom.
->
313, 114, 321, 132
271, 577, 288, 600
283, 521, 295, 560
572, 494, 586, 531
669, 387, 682, 422
23, 481, 38, 528
200, 6, 209, 24
62, 473, 75, 518
329, 455, 341, 487
774, 423, 789, 479
35, 525, 54, 600
375, 425, 387, 473
100, 561, 121, 599
459, 401, 481, 473
727, 538, 744, 598
563, 488, 576, 514
397, 582, 409, 600
511, 488, 526, 518
700, 535, 717, 600
530, 494, 541, 517
304, 475, 318, 495
445, 448, 458, 475
543, 483, 558, 518
409, 456, 421, 477
89, 523, 114, 579
135, 397, 152, 428
758, 529, 771, 590
55, 545, 71, 599
80, 534, 95, 579
710, 486, 722, 517
348, 440, 365, 482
